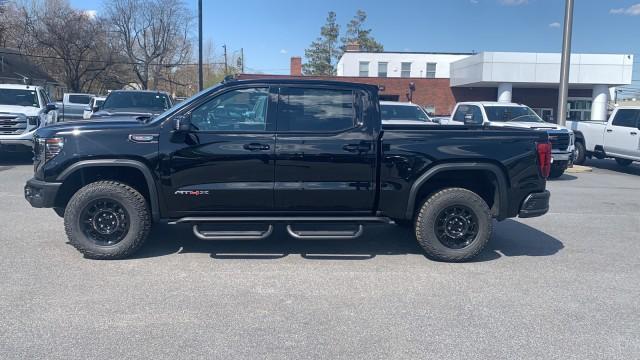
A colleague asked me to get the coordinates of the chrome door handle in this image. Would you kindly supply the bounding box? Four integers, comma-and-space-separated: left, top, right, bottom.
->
606, 129, 613, 133
243, 143, 270, 151
631, 132, 638, 136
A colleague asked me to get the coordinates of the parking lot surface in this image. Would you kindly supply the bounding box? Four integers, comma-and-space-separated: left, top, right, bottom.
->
1, 152, 639, 359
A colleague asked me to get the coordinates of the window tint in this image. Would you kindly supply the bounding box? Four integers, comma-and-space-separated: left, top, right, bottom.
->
611, 109, 639, 128
359, 62, 369, 77
68, 95, 92, 104
191, 87, 269, 132
38, 89, 50, 105
426, 63, 437, 78
0, 89, 39, 107
102, 92, 171, 111
453, 105, 482, 122
278, 88, 355, 132
381, 104, 430, 121
484, 106, 543, 123
378, 62, 388, 77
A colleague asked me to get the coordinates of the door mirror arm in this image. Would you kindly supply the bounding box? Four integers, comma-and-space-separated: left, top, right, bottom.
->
174, 114, 192, 132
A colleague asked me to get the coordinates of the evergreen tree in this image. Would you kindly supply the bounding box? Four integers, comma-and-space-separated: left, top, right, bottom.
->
340, 10, 384, 54
302, 11, 340, 76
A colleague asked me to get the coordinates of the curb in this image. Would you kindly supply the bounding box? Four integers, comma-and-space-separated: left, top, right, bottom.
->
566, 165, 593, 173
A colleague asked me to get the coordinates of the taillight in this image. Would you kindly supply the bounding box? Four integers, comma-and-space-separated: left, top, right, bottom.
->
536, 142, 552, 178
37, 137, 64, 162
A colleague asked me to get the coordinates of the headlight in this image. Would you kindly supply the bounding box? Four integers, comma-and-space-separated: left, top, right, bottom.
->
27, 116, 40, 126
37, 137, 64, 162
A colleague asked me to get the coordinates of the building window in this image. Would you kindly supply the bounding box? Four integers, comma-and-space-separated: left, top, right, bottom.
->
401, 62, 412, 78
359, 61, 369, 77
378, 62, 388, 77
567, 99, 592, 121
426, 63, 437, 78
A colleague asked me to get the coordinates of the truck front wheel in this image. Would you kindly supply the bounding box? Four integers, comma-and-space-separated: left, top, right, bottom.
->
574, 141, 586, 165
415, 188, 492, 262
64, 181, 151, 259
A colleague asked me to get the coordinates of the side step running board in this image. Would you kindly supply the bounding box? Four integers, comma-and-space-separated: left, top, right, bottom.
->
192, 225, 273, 240
170, 216, 393, 225
286, 225, 364, 240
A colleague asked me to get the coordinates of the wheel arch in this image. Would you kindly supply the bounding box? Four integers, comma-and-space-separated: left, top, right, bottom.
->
55, 159, 160, 221
405, 162, 509, 220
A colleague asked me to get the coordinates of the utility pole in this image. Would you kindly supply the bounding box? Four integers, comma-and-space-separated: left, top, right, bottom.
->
197, 0, 203, 91
557, 0, 574, 126
240, 48, 244, 74
223, 45, 228, 75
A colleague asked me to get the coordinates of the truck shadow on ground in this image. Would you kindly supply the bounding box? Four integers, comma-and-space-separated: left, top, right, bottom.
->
0, 151, 33, 167
583, 158, 640, 176
131, 219, 564, 263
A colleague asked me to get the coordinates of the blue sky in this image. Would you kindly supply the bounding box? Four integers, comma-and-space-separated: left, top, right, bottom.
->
70, 0, 639, 84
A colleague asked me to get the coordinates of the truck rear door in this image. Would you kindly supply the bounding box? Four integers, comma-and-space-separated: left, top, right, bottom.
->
604, 109, 640, 158
273, 86, 377, 212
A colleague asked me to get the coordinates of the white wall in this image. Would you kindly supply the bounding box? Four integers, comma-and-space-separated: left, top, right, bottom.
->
337, 52, 470, 78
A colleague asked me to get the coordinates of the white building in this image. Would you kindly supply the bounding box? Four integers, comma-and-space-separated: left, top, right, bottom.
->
337, 51, 471, 79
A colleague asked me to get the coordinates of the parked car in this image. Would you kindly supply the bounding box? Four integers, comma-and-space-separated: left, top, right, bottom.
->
0, 84, 58, 151
57, 93, 94, 121
568, 106, 640, 166
380, 101, 436, 126
24, 79, 551, 262
449, 102, 575, 178
83, 96, 106, 120
90, 90, 173, 120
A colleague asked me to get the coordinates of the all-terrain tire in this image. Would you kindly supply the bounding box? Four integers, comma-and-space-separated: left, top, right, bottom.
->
415, 188, 492, 262
64, 181, 151, 259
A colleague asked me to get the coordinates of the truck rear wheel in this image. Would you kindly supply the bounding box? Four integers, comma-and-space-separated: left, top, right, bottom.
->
574, 141, 586, 165
548, 163, 567, 179
64, 181, 151, 259
415, 188, 492, 262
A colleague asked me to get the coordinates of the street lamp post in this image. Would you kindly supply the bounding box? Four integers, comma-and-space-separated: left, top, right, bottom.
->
557, 0, 574, 126
198, 0, 203, 91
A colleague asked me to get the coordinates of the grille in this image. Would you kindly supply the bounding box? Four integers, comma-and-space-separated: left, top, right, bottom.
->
0, 114, 27, 135
548, 132, 570, 151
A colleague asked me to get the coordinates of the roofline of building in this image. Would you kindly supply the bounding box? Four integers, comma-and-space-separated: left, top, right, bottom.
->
342, 51, 475, 56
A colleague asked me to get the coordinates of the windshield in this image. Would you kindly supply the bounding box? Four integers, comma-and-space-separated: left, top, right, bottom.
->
0, 89, 40, 107
381, 104, 431, 121
102, 92, 171, 111
483, 106, 544, 123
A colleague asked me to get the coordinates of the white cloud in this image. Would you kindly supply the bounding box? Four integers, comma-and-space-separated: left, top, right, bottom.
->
470, 0, 479, 4
548, 22, 561, 28
499, 0, 528, 5
279, 49, 288, 54
610, 4, 640, 15
84, 10, 97, 19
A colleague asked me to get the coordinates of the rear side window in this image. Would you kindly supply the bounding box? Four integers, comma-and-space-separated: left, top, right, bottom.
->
277, 88, 355, 132
452, 105, 482, 122
612, 109, 640, 128
68, 95, 92, 104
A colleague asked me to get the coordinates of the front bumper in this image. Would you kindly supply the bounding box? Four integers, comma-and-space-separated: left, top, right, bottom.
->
0, 139, 34, 147
519, 190, 550, 218
24, 178, 61, 208
551, 151, 573, 162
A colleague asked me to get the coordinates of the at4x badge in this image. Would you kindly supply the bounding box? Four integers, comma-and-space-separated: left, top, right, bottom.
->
174, 190, 210, 196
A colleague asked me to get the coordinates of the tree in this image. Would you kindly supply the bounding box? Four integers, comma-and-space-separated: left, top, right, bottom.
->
105, 0, 193, 90
340, 10, 384, 54
302, 11, 340, 76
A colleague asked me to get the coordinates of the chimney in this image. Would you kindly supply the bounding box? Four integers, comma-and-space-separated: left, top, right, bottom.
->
290, 57, 302, 76
345, 42, 361, 52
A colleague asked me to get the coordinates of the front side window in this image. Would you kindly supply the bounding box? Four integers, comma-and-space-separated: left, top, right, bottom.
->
426, 63, 437, 78
401, 62, 412, 78
190, 87, 269, 132
0, 89, 39, 107
278, 88, 355, 132
612, 109, 640, 128
359, 61, 369, 77
484, 106, 544, 123
378, 62, 388, 77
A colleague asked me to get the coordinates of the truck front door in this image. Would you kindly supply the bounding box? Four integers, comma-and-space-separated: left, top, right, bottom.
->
273, 86, 376, 213
163, 86, 276, 215
604, 109, 640, 158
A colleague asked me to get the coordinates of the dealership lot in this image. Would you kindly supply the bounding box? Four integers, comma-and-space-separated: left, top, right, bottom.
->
1, 152, 639, 359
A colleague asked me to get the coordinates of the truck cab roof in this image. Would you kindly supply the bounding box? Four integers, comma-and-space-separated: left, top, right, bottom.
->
0, 84, 45, 90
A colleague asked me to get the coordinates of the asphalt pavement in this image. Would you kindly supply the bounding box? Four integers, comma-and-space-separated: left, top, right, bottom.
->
1, 151, 639, 359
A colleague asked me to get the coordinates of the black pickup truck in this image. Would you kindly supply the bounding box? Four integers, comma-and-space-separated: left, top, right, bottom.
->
24, 79, 551, 262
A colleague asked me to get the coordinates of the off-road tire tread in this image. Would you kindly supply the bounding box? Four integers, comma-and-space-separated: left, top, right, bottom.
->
64, 181, 151, 259
415, 188, 492, 262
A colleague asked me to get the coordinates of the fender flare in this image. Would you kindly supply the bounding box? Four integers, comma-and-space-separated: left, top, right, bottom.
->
57, 159, 160, 221
405, 162, 509, 219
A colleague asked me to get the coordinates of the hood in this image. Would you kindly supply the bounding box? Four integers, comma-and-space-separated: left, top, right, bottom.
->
0, 105, 42, 116
487, 121, 568, 131
36, 118, 145, 138
93, 107, 163, 118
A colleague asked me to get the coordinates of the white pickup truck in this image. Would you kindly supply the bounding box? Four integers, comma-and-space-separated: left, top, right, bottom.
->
568, 106, 640, 166
57, 93, 94, 121
0, 84, 59, 151
447, 102, 575, 178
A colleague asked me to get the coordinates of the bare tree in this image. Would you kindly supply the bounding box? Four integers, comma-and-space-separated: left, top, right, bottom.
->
105, 0, 193, 90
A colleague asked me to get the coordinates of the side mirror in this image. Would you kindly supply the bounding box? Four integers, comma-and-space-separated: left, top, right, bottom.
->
45, 102, 58, 113
174, 115, 191, 132
463, 113, 483, 126
92, 105, 100, 112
